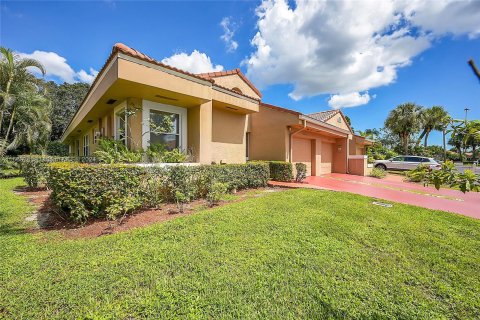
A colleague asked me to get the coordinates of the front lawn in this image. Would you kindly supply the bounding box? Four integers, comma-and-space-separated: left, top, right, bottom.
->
1, 178, 479, 319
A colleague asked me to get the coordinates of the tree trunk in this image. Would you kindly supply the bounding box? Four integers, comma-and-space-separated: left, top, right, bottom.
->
424, 130, 430, 148
416, 129, 427, 147
0, 76, 13, 135
0, 107, 16, 156
442, 129, 447, 161
403, 134, 409, 155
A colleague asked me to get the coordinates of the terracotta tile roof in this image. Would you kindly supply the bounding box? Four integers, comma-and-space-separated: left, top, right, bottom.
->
306, 110, 339, 122
260, 103, 301, 115
197, 68, 262, 98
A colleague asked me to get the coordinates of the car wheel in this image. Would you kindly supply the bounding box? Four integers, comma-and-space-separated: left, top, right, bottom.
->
375, 164, 387, 170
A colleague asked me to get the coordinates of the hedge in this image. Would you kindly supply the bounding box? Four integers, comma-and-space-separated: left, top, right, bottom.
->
48, 163, 145, 222
267, 161, 293, 182
47, 162, 270, 222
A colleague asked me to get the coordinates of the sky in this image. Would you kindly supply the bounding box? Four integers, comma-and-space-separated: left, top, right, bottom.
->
2, 0, 480, 145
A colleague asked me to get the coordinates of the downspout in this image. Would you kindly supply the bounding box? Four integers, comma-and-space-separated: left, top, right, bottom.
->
346, 134, 350, 174
288, 119, 307, 162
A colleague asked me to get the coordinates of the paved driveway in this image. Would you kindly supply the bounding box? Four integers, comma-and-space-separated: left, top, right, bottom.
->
301, 174, 480, 219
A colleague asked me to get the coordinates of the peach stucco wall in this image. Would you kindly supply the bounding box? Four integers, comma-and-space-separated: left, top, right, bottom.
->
211, 74, 260, 99
292, 138, 312, 176
249, 105, 299, 162
348, 157, 368, 176
211, 107, 247, 163
332, 138, 348, 173
326, 114, 351, 132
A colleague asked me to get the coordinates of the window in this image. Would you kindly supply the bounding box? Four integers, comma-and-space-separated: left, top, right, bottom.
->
75, 140, 80, 156
392, 156, 404, 161
142, 101, 187, 151
149, 110, 180, 150
405, 157, 421, 162
115, 109, 127, 145
83, 134, 89, 156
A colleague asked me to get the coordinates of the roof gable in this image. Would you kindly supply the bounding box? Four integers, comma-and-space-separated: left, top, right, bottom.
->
197, 69, 262, 98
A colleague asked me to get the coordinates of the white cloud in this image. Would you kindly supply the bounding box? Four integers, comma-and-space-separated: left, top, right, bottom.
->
17, 50, 98, 84
328, 92, 374, 109
220, 17, 239, 52
161, 50, 224, 73
245, 0, 480, 107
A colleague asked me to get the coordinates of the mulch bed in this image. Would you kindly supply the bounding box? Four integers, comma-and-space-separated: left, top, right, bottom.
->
16, 187, 280, 239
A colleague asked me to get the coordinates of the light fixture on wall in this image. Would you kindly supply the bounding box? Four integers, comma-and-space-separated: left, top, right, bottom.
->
337, 145, 342, 151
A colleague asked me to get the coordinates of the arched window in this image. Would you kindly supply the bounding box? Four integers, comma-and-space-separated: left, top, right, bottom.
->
231, 87, 243, 94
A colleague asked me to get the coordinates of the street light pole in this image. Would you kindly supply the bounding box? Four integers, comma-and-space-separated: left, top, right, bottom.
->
464, 107, 470, 122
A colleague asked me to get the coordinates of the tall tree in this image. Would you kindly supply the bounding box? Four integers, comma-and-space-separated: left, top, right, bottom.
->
0, 47, 49, 155
416, 106, 449, 147
44, 81, 89, 141
385, 102, 422, 155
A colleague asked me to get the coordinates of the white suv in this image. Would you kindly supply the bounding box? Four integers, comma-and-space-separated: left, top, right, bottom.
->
373, 156, 441, 171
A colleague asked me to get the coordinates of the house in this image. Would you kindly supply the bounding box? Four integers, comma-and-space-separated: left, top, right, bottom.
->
248, 103, 373, 176
62, 43, 372, 175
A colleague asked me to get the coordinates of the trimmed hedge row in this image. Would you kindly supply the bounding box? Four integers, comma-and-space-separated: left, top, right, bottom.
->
267, 161, 293, 182
18, 155, 98, 188
47, 162, 270, 222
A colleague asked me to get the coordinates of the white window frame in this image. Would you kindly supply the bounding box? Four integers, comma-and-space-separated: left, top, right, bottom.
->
83, 134, 89, 156
141, 100, 187, 151
113, 101, 128, 146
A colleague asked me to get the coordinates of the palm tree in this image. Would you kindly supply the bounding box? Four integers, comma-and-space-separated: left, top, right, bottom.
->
0, 47, 47, 155
385, 102, 422, 155
416, 106, 449, 147
356, 128, 379, 140
439, 115, 452, 161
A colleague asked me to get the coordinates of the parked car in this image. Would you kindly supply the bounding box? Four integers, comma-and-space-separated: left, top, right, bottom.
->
373, 156, 441, 171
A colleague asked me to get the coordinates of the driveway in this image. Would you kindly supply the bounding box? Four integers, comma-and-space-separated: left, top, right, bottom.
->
300, 174, 479, 219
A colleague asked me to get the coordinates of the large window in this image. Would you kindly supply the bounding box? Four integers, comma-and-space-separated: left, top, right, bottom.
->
115, 109, 127, 145
83, 134, 89, 156
150, 110, 180, 150
142, 100, 187, 151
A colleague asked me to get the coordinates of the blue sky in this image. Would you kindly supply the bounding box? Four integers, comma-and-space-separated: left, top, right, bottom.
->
2, 0, 480, 145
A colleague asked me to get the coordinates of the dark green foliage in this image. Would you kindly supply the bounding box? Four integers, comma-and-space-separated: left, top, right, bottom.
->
18, 155, 74, 188
94, 138, 143, 164
46, 141, 69, 156
267, 161, 293, 182
295, 162, 307, 182
405, 164, 430, 182
44, 81, 90, 141
48, 162, 145, 222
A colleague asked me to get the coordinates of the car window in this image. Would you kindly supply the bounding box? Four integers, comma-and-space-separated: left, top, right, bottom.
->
405, 157, 421, 162
392, 156, 404, 161
421, 158, 432, 163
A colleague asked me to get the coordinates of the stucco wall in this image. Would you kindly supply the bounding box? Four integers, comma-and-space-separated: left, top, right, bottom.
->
211, 107, 247, 163
211, 74, 260, 99
326, 114, 351, 132
292, 138, 312, 176
249, 105, 299, 161
320, 141, 333, 174
348, 157, 368, 176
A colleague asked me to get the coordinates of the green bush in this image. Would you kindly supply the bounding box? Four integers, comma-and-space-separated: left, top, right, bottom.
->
206, 182, 228, 207
46, 141, 69, 156
94, 138, 143, 164
267, 161, 293, 182
18, 155, 74, 188
0, 156, 20, 179
295, 163, 307, 183
405, 164, 430, 183
146, 144, 188, 163
48, 163, 145, 222
369, 167, 387, 179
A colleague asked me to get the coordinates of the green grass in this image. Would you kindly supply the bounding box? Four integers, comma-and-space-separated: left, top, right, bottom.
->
1, 178, 479, 319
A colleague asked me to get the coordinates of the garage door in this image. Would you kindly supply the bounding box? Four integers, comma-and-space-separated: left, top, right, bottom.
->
292, 138, 312, 176
320, 142, 333, 174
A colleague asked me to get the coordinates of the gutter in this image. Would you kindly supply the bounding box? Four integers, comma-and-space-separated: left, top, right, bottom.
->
288, 119, 307, 162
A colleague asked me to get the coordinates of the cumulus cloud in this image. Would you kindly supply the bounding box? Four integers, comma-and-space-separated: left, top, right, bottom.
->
245, 0, 480, 107
328, 92, 375, 109
220, 17, 239, 52
18, 50, 98, 84
161, 50, 224, 73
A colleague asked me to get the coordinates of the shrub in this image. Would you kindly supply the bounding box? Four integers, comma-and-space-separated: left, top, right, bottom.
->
48, 163, 145, 222
46, 141, 69, 156
267, 161, 293, 182
295, 163, 307, 183
18, 155, 74, 188
405, 164, 430, 183
94, 138, 142, 164
369, 167, 387, 179
146, 144, 188, 163
206, 182, 228, 207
